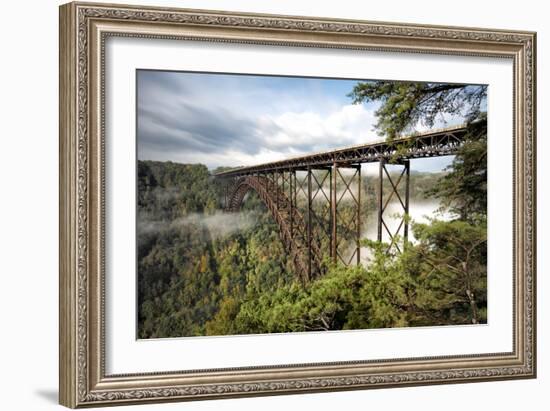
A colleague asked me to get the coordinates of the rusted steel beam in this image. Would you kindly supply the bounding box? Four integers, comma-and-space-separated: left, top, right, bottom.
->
276, 171, 279, 210
307, 166, 313, 281
331, 163, 337, 263
357, 165, 361, 265
290, 170, 295, 241
404, 160, 410, 243
378, 159, 384, 242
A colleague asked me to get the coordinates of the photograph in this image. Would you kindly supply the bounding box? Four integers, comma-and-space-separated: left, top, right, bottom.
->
136, 70, 488, 339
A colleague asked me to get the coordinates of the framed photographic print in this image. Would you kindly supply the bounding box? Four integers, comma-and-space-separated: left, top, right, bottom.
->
59, 1, 537, 408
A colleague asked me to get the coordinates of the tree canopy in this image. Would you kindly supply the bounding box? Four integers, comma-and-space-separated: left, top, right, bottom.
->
348, 81, 487, 139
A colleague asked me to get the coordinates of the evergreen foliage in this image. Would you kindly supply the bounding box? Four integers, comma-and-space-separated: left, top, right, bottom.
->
348, 81, 487, 139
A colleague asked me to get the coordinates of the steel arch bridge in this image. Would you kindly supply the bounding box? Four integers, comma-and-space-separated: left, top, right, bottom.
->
215, 125, 469, 283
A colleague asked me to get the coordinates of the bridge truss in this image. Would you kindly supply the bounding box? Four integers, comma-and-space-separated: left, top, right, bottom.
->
216, 125, 468, 282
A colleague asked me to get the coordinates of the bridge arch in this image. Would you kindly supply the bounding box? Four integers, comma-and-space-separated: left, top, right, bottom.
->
226, 175, 322, 282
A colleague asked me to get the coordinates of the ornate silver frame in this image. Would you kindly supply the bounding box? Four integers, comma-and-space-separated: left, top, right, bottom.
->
59, 1, 536, 408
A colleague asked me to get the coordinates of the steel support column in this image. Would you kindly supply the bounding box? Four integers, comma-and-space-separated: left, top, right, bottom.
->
275, 170, 280, 210
290, 170, 295, 241
356, 165, 361, 265
307, 166, 313, 281
223, 179, 227, 209
331, 162, 337, 263
403, 159, 410, 243
378, 159, 384, 242
377, 159, 411, 252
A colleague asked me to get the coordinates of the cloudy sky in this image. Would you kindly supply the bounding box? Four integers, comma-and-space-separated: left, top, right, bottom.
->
137, 70, 461, 172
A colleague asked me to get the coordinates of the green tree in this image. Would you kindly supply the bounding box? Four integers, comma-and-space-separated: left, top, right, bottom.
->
234, 260, 412, 334
425, 117, 487, 219
349, 81, 487, 139
349, 80, 487, 218
406, 219, 488, 324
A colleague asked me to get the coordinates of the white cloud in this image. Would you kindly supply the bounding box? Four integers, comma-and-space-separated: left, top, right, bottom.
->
137, 71, 384, 169
140, 98, 380, 169
256, 104, 378, 153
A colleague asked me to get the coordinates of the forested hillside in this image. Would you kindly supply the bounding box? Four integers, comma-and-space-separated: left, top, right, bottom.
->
137, 161, 295, 338
137, 157, 487, 338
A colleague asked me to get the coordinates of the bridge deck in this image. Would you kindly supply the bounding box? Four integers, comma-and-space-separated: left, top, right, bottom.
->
215, 124, 467, 177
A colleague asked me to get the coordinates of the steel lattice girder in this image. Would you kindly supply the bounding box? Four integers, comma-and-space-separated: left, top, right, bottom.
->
215, 126, 467, 178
